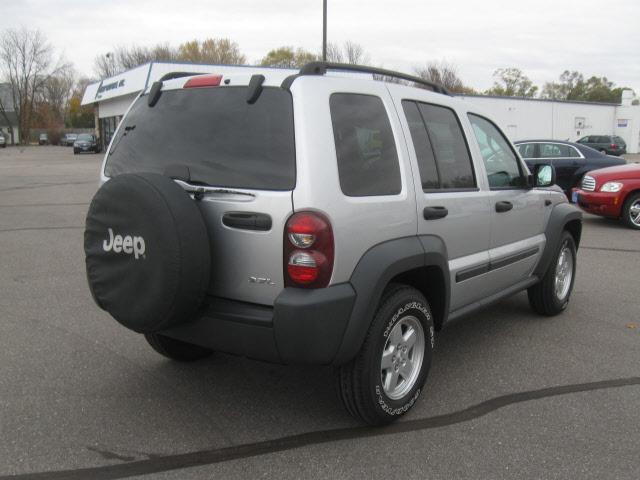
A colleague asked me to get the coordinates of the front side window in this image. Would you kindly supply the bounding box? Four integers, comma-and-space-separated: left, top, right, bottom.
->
330, 93, 401, 196
468, 114, 525, 189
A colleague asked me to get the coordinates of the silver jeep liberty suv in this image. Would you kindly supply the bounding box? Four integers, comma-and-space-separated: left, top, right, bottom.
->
84, 62, 582, 425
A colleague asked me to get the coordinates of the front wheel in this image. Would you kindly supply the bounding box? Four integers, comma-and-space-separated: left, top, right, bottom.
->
336, 284, 434, 425
528, 231, 577, 316
622, 192, 640, 230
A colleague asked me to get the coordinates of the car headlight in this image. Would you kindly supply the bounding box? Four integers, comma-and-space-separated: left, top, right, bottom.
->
600, 182, 623, 193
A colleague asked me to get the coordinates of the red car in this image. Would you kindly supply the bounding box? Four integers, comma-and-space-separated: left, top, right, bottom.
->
572, 163, 640, 229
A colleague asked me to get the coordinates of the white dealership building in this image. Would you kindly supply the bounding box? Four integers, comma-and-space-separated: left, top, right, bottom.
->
82, 61, 640, 153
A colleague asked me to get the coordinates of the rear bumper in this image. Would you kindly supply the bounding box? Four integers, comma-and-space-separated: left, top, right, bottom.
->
573, 188, 622, 218
161, 283, 356, 365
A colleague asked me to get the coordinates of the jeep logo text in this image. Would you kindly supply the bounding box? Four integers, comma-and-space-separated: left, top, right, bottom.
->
103, 228, 145, 259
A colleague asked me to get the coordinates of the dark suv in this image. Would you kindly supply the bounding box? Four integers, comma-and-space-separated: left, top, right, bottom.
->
576, 135, 626, 156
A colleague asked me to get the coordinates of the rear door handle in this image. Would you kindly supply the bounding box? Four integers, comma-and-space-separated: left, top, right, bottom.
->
222, 212, 272, 231
423, 206, 449, 220
495, 201, 513, 213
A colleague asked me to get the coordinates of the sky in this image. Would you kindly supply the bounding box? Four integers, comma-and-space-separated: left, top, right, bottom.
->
2, 0, 639, 93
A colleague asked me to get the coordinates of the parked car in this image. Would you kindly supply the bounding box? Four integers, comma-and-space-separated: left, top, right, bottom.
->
572, 163, 640, 229
514, 140, 625, 198
73, 133, 101, 154
0, 134, 6, 148
38, 133, 49, 145
61, 133, 78, 146
576, 135, 626, 156
82, 63, 582, 425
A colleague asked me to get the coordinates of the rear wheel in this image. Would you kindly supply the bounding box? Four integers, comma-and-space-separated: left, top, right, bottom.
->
144, 333, 213, 362
622, 192, 640, 230
599, 149, 607, 154
528, 231, 576, 316
336, 284, 434, 425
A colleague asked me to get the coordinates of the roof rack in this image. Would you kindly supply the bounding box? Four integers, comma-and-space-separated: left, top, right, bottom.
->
298, 62, 451, 96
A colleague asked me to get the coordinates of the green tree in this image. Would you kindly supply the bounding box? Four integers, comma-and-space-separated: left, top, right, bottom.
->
260, 47, 318, 68
541, 70, 630, 103
485, 68, 538, 97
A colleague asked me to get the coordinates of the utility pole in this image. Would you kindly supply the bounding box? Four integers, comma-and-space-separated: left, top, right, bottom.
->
322, 0, 327, 61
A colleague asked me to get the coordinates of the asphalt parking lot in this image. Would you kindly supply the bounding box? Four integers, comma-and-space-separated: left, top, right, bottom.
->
1, 146, 639, 480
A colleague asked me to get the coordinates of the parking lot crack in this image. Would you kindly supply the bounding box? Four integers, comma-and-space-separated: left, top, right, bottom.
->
2, 376, 638, 480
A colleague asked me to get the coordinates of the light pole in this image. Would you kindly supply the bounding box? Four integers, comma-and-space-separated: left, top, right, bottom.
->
322, 0, 327, 61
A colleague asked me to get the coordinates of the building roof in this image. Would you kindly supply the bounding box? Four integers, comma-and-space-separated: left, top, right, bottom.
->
81, 61, 297, 106
458, 93, 620, 107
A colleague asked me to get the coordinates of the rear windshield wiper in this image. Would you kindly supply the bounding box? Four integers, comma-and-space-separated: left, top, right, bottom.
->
173, 179, 256, 200
108, 124, 136, 155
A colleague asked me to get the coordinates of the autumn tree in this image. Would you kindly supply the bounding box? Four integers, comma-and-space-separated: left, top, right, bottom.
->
0, 28, 69, 144
177, 38, 246, 65
66, 77, 94, 128
485, 68, 538, 97
260, 47, 318, 68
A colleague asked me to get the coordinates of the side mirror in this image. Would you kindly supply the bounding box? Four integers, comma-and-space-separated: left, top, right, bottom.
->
533, 164, 555, 187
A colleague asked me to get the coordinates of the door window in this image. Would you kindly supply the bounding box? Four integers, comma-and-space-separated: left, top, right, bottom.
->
539, 143, 574, 158
516, 143, 536, 158
330, 93, 401, 196
468, 114, 525, 189
402, 100, 476, 190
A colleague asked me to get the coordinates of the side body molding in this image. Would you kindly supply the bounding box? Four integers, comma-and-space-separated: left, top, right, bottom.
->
333, 235, 449, 365
534, 202, 582, 278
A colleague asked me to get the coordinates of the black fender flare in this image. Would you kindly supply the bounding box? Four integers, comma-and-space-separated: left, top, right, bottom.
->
332, 236, 449, 365
534, 202, 582, 278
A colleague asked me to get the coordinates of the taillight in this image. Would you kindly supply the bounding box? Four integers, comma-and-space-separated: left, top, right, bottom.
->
610, 143, 617, 149
183, 75, 223, 88
284, 212, 334, 288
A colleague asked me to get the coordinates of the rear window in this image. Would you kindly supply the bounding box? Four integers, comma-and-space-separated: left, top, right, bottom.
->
330, 93, 401, 196
105, 86, 296, 191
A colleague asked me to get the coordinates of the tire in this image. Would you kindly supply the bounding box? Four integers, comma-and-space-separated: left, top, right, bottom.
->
621, 192, 640, 230
599, 149, 607, 154
336, 284, 434, 425
84, 173, 211, 333
144, 333, 213, 362
528, 231, 577, 316
73, 149, 78, 154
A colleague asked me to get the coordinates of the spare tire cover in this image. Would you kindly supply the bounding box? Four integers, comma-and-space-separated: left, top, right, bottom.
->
84, 172, 210, 333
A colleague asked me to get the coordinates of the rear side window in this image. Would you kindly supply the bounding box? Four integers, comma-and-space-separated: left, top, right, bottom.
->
402, 100, 475, 190
105, 87, 295, 190
516, 143, 536, 158
330, 94, 401, 196
402, 101, 439, 189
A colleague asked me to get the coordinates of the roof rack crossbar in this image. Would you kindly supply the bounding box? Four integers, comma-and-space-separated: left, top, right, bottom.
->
298, 62, 451, 95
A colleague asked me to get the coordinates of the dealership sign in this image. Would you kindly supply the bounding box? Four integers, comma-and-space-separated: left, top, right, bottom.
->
617, 119, 628, 128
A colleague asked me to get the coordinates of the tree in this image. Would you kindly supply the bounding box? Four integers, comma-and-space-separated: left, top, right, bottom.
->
326, 41, 371, 65
66, 77, 94, 128
94, 38, 247, 78
0, 28, 69, 144
414, 61, 475, 94
40, 66, 75, 125
260, 47, 318, 68
541, 70, 629, 103
178, 38, 246, 65
485, 68, 538, 98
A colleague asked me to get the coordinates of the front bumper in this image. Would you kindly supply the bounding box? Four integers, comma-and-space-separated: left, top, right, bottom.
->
572, 188, 622, 218
161, 284, 357, 365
